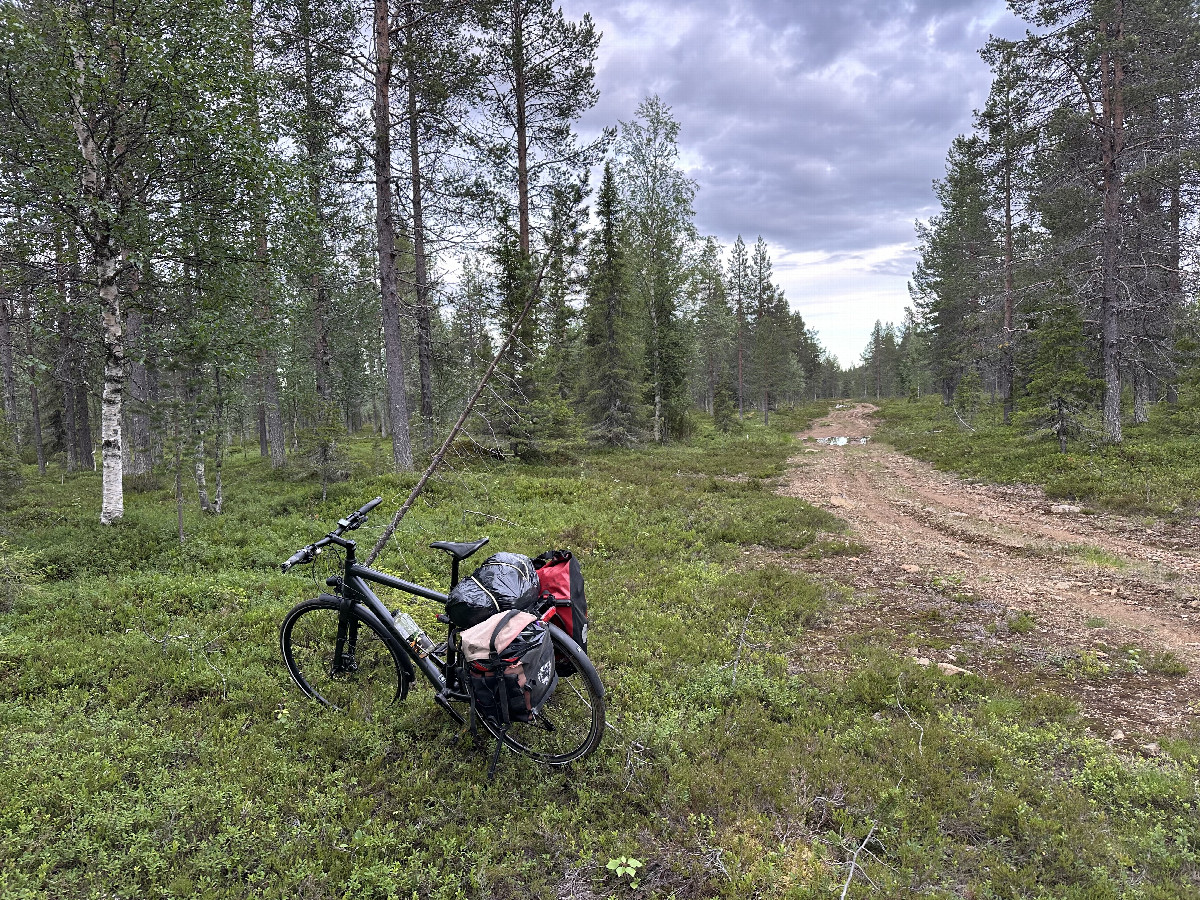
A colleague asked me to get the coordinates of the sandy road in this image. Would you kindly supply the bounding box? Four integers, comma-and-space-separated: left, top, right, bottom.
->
779, 403, 1200, 733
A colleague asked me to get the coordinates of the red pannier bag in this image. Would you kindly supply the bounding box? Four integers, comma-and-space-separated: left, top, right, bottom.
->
532, 549, 588, 673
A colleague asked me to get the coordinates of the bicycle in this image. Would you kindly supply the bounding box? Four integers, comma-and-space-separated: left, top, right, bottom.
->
277, 497, 605, 765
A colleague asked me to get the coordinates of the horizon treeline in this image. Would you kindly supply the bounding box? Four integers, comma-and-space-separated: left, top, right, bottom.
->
0, 0, 843, 523
851, 0, 1200, 448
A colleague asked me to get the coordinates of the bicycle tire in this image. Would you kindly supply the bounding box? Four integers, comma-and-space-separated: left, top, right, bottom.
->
280, 597, 409, 721
472, 623, 605, 765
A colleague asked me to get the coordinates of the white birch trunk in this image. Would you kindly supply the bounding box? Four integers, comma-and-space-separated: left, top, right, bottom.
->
98, 241, 125, 524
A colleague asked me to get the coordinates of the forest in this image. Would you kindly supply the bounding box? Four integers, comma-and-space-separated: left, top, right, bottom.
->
852, 0, 1200, 449
0, 0, 846, 526
2, 2, 1200, 897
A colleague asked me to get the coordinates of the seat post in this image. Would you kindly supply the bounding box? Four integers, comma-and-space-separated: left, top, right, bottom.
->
451, 559, 460, 589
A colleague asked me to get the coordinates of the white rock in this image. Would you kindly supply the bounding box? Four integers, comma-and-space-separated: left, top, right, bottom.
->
1051, 504, 1082, 514
1111, 729, 1125, 741
913, 656, 932, 667
901, 564, 921, 573
937, 662, 971, 676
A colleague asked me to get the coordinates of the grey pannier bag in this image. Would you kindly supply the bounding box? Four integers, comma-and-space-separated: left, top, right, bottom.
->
461, 609, 558, 736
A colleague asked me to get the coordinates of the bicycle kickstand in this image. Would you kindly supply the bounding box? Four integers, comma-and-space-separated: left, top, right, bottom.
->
487, 731, 506, 780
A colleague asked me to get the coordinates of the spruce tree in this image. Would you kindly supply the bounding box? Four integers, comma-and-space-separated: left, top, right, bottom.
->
581, 162, 639, 445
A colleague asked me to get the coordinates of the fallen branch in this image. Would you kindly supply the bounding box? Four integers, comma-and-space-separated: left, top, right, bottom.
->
953, 406, 977, 433
840, 821, 877, 900
729, 597, 759, 688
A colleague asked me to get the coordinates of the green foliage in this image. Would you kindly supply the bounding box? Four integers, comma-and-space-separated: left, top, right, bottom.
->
1018, 296, 1104, 451
878, 396, 1200, 515
294, 400, 349, 502
952, 369, 982, 423
712, 377, 737, 433
2, 419, 1197, 898
1146, 651, 1188, 678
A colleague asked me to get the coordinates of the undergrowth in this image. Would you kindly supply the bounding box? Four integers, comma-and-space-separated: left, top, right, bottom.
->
876, 396, 1200, 516
0, 405, 1196, 898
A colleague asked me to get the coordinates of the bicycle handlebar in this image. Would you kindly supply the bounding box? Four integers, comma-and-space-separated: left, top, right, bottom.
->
280, 496, 384, 572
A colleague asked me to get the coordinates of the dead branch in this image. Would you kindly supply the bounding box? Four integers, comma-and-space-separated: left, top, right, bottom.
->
840, 821, 877, 900
366, 237, 562, 566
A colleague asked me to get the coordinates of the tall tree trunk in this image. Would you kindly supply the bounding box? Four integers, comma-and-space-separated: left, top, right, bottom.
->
61, 352, 78, 473
1001, 143, 1015, 424
512, 0, 530, 259
650, 294, 662, 443
97, 233, 125, 523
212, 367, 224, 513
1098, 32, 1125, 444
1165, 155, 1182, 405
22, 296, 45, 475
76, 382, 94, 470
300, 0, 332, 402
403, 5, 435, 451
736, 315, 744, 419
0, 291, 17, 437
374, 0, 414, 471
125, 306, 153, 476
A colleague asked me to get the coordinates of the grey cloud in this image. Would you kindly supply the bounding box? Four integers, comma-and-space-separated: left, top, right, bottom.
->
564, 0, 1024, 254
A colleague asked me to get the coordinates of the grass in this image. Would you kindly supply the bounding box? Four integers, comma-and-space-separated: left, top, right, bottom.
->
1069, 545, 1130, 569
1, 404, 1198, 898
875, 396, 1200, 516
1146, 652, 1190, 678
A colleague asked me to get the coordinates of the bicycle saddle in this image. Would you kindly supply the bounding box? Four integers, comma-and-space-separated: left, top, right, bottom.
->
429, 538, 489, 562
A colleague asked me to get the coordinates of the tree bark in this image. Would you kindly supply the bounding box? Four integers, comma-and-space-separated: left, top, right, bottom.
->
0, 291, 17, 437
1001, 139, 1015, 424
374, 0, 414, 471
512, 0, 530, 259
125, 305, 153, 476
300, 0, 332, 402
21, 296, 45, 475
403, 4, 435, 451
76, 382, 94, 470
97, 234, 125, 523
1132, 366, 1150, 425
1098, 13, 1125, 444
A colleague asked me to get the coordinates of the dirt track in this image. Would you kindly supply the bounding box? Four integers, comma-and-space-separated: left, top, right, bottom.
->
780, 403, 1200, 736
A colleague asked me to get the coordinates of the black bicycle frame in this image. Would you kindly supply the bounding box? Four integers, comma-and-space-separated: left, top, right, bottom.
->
327, 534, 461, 699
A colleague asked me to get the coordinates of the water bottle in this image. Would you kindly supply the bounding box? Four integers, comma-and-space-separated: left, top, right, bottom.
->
394, 612, 435, 658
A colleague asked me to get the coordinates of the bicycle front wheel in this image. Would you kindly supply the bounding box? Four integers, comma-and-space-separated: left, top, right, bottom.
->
280, 597, 408, 722
477, 624, 605, 765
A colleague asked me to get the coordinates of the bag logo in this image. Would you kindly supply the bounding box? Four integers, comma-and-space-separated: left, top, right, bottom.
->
538, 660, 552, 684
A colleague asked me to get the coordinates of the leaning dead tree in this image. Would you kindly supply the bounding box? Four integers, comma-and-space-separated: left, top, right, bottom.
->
365, 233, 563, 566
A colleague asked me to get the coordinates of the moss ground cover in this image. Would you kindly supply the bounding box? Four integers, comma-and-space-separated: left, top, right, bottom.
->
1, 407, 1197, 898
876, 397, 1200, 516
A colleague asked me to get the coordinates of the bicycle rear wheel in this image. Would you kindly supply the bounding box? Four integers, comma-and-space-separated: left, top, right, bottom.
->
475, 624, 605, 765
280, 597, 408, 721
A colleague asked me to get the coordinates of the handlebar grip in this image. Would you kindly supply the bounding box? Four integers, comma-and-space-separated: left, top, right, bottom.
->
356, 496, 383, 517
281, 549, 309, 572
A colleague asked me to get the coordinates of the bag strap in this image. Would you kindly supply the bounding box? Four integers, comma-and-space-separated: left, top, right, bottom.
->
470, 575, 500, 610
488, 609, 525, 657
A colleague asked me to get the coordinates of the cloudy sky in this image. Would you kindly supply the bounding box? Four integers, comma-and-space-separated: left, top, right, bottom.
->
560, 0, 1028, 364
